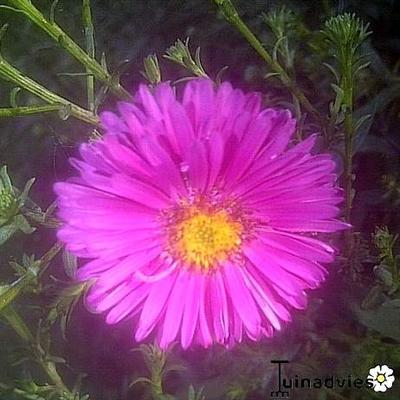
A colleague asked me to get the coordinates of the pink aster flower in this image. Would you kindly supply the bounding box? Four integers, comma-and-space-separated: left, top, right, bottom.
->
55, 78, 348, 349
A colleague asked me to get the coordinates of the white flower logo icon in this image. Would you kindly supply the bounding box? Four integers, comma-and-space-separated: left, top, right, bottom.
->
368, 365, 395, 392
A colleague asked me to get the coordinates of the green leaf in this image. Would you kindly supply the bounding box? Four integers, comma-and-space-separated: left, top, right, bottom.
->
14, 214, 36, 234
361, 285, 386, 310
62, 249, 78, 278
188, 385, 195, 400
0, 305, 34, 343
264, 72, 280, 80
0, 165, 12, 191
19, 177, 36, 206
0, 215, 35, 244
0, 23, 8, 43
355, 299, 400, 341
353, 114, 371, 132
46, 355, 66, 364
129, 377, 153, 387
323, 62, 339, 83
142, 54, 161, 85
353, 85, 400, 154
0, 222, 18, 245
10, 86, 22, 107
188, 385, 205, 400
47, 282, 87, 339
0, 276, 29, 311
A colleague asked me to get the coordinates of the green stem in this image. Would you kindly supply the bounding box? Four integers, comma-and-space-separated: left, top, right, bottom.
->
150, 352, 165, 399
7, 0, 131, 100
151, 374, 164, 399
38, 241, 64, 277
0, 242, 63, 312
0, 243, 69, 394
0, 55, 99, 126
344, 110, 353, 223
342, 72, 354, 256
1, 304, 34, 343
1, 305, 70, 395
82, 0, 96, 112
292, 94, 302, 141
42, 361, 70, 394
0, 104, 61, 117
23, 208, 61, 228
213, 0, 325, 130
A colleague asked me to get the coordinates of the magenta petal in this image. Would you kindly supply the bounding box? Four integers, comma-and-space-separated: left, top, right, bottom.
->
183, 78, 215, 134
224, 114, 271, 186
258, 235, 327, 284
240, 267, 283, 330
106, 284, 151, 324
222, 262, 261, 339
181, 273, 201, 349
260, 231, 335, 263
94, 245, 162, 291
159, 270, 189, 349
210, 271, 230, 343
76, 258, 115, 280
136, 84, 163, 120
187, 140, 209, 192
207, 132, 225, 189
272, 219, 350, 233
135, 271, 177, 341
198, 274, 213, 348
262, 109, 296, 159
100, 111, 128, 134
243, 241, 309, 296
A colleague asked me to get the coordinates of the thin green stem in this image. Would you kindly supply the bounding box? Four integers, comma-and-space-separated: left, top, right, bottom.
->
149, 347, 165, 399
23, 208, 61, 228
344, 110, 353, 224
0, 104, 61, 117
213, 0, 325, 131
1, 305, 70, 395
7, 0, 131, 100
0, 243, 63, 312
342, 70, 354, 256
37, 241, 64, 278
0, 55, 99, 126
0, 243, 68, 394
82, 0, 95, 112
292, 94, 302, 141
1, 305, 34, 343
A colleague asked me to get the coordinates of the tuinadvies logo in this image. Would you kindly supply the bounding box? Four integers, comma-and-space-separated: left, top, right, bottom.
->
269, 360, 395, 398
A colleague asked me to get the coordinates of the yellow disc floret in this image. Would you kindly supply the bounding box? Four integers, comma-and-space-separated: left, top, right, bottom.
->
377, 374, 386, 383
174, 208, 243, 270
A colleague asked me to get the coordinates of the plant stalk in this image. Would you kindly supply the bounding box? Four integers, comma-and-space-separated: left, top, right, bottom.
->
82, 0, 96, 112
1, 305, 70, 395
0, 104, 61, 117
0, 56, 99, 125
7, 0, 131, 100
213, 0, 325, 131
342, 70, 354, 256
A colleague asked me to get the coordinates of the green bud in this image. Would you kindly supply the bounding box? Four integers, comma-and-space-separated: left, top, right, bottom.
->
143, 54, 161, 85
164, 38, 208, 78
322, 13, 371, 82
0, 188, 18, 221
374, 226, 393, 251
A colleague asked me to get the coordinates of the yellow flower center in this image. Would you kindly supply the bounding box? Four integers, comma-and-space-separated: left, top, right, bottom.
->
174, 208, 243, 270
377, 374, 386, 383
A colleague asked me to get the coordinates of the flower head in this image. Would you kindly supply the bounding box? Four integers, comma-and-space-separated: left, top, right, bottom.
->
368, 365, 395, 392
55, 79, 347, 349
